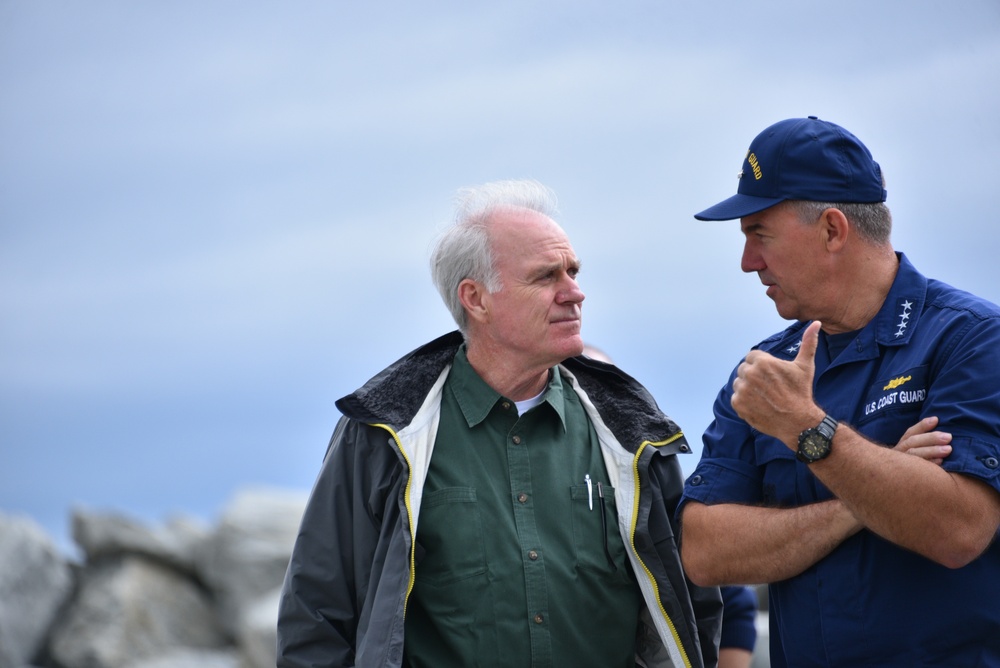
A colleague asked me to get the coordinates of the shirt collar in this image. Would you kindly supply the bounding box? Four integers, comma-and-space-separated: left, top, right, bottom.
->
768, 252, 927, 361
449, 346, 568, 430
872, 252, 927, 347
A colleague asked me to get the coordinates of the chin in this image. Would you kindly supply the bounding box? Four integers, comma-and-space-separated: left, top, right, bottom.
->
545, 338, 583, 362
771, 301, 799, 322
566, 339, 585, 358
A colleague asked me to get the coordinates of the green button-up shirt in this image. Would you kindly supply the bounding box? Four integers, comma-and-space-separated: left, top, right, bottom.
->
404, 347, 640, 668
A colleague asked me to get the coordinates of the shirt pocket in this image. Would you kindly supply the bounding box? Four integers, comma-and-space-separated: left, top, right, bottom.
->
570, 483, 631, 581
853, 365, 928, 446
415, 487, 488, 586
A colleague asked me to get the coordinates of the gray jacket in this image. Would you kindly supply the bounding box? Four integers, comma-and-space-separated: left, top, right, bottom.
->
277, 331, 722, 667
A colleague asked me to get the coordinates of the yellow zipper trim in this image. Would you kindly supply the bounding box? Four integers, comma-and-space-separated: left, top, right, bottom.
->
630, 433, 692, 668
375, 419, 691, 652
371, 423, 417, 616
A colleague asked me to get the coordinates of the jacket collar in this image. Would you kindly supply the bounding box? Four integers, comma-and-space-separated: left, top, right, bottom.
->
335, 331, 463, 428
336, 331, 684, 454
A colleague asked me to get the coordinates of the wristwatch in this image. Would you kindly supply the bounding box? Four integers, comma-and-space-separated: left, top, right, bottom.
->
796, 415, 839, 463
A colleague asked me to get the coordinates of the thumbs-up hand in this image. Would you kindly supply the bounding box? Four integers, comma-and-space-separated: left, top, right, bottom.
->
731, 320, 827, 448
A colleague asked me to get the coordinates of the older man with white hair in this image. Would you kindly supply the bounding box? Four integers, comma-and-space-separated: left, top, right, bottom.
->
277, 179, 721, 668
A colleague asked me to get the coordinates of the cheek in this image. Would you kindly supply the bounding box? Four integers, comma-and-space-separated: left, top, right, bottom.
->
520, 294, 553, 317
496, 300, 542, 330
780, 256, 824, 298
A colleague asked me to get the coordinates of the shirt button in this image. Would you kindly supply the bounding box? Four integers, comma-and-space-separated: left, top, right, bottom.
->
533, 613, 544, 624
517, 493, 528, 503
512, 435, 522, 444
690, 475, 703, 485
502, 401, 511, 410
984, 456, 999, 469
528, 550, 539, 560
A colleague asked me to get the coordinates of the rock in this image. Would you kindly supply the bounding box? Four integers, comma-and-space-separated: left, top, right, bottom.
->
71, 508, 209, 575
48, 554, 227, 668
236, 588, 282, 668
198, 487, 306, 637
0, 512, 73, 668
2, 487, 311, 667
131, 647, 242, 668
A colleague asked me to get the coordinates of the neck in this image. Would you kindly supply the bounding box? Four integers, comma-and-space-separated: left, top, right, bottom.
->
823, 246, 898, 334
464, 339, 553, 401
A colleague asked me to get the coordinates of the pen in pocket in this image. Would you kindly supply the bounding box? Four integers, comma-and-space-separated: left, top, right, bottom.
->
597, 481, 616, 570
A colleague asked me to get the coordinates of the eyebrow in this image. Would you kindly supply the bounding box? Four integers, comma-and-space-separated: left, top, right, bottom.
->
529, 259, 581, 281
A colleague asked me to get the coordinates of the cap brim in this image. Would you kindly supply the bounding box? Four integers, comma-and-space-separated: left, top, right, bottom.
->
694, 193, 786, 221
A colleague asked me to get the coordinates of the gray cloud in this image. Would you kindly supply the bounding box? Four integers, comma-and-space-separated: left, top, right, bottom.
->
2, 0, 999, 552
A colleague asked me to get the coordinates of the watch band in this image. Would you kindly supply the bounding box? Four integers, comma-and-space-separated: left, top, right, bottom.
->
816, 414, 838, 439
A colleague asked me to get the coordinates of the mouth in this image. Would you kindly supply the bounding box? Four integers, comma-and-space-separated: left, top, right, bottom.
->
551, 314, 582, 328
760, 276, 777, 299
551, 306, 582, 324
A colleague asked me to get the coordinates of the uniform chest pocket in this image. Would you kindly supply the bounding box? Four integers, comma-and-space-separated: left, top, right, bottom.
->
854, 366, 928, 445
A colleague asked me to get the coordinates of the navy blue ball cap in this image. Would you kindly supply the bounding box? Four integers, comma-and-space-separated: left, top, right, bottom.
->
694, 116, 888, 221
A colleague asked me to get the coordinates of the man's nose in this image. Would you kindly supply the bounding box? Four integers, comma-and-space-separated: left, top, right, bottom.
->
741, 242, 765, 273
559, 277, 585, 304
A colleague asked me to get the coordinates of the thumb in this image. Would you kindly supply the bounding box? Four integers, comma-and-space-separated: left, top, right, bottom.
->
796, 320, 822, 371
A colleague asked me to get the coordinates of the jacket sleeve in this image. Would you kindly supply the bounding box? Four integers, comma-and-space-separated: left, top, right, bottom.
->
276, 418, 400, 667
644, 447, 723, 668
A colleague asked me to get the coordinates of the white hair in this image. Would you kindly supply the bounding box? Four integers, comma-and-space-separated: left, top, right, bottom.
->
430, 179, 560, 333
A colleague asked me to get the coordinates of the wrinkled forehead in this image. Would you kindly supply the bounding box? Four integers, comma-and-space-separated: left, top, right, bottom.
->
491, 209, 579, 271
489, 206, 568, 245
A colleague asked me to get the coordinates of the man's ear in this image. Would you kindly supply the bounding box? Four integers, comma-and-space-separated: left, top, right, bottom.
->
458, 278, 489, 324
820, 207, 850, 252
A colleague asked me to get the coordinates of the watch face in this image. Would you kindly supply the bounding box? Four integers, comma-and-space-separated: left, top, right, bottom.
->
802, 433, 828, 458
798, 429, 832, 462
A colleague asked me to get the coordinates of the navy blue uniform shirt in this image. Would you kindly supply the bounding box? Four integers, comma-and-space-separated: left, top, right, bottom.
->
680, 253, 1000, 667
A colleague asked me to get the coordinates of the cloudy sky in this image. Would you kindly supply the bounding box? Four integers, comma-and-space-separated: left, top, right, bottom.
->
3, 1, 999, 554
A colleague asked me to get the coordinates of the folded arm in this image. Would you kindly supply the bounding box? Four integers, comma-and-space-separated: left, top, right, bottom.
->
731, 321, 1000, 569
681, 413, 971, 585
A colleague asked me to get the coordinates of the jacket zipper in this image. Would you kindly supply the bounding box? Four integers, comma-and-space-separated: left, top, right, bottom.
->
376, 419, 693, 666
630, 434, 692, 668
371, 423, 417, 617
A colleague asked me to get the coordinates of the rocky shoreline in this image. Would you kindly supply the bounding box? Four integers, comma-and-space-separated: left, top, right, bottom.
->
0, 487, 307, 668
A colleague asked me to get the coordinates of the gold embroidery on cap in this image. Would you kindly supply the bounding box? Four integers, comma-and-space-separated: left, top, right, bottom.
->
747, 152, 762, 180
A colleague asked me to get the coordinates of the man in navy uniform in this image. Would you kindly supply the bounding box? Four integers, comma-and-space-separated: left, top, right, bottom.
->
679, 116, 1000, 667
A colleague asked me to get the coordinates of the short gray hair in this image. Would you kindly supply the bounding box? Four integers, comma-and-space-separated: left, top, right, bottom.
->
788, 200, 893, 246
430, 179, 560, 333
